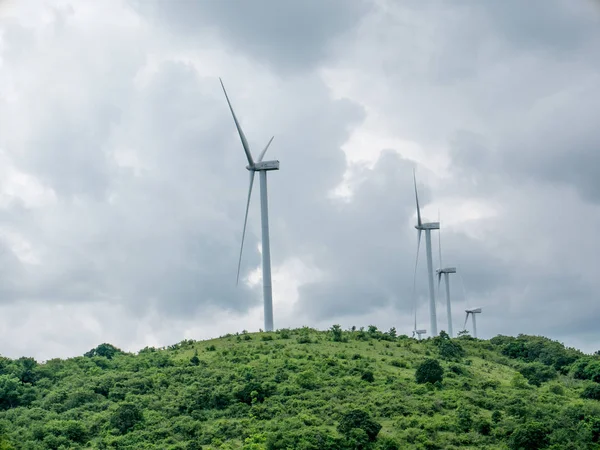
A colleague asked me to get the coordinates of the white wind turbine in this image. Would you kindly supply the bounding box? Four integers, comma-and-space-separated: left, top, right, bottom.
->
436, 211, 457, 337
412, 170, 440, 337
464, 307, 482, 338
220, 78, 279, 332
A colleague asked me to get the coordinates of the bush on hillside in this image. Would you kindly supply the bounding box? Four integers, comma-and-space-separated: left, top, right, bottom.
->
508, 422, 549, 450
84, 343, 122, 360
518, 363, 557, 386
337, 409, 382, 442
581, 384, 600, 401
110, 403, 143, 435
415, 359, 444, 384
433, 331, 465, 360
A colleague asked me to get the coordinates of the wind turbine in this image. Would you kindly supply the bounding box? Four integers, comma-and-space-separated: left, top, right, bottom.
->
412, 170, 439, 336
436, 211, 457, 337
464, 307, 482, 338
220, 78, 279, 332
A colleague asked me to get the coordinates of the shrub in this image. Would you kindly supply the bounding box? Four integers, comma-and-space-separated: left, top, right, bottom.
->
390, 359, 408, 368
476, 419, 492, 435
581, 384, 600, 401
84, 343, 122, 360
376, 436, 400, 450
455, 406, 473, 432
296, 371, 319, 390
433, 331, 465, 360
415, 359, 444, 384
337, 409, 382, 442
330, 325, 343, 342
361, 371, 375, 383
508, 422, 549, 450
519, 363, 557, 386
491, 410, 502, 424
110, 403, 143, 434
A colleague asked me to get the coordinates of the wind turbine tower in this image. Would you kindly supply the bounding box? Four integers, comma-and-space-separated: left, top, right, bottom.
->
464, 308, 482, 338
412, 170, 440, 336
436, 212, 457, 337
220, 78, 279, 332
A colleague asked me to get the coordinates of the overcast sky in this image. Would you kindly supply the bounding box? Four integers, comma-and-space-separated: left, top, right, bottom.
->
1, 0, 599, 360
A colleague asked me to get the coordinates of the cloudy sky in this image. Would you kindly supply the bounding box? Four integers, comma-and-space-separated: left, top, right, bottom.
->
1, 0, 599, 360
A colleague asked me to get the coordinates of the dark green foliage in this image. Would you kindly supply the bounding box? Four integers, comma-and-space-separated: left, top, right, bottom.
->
455, 406, 473, 432
492, 334, 580, 373
330, 324, 343, 342
433, 331, 465, 361
415, 359, 444, 384
581, 384, 600, 400
376, 436, 399, 450
0, 330, 599, 449
572, 358, 600, 382
508, 422, 549, 450
337, 409, 382, 442
519, 362, 557, 386
491, 410, 502, 423
84, 343, 122, 359
15, 357, 38, 384
476, 419, 492, 435
361, 370, 375, 383
110, 403, 143, 434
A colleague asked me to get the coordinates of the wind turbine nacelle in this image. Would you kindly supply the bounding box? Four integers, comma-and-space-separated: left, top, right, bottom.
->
250, 160, 280, 171
416, 329, 427, 334
444, 267, 457, 273
466, 307, 482, 314
416, 222, 440, 230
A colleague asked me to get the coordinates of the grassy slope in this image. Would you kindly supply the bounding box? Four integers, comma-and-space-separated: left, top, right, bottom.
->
1, 327, 599, 449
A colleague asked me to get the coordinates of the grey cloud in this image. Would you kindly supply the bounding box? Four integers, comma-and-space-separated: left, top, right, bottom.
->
130, 0, 372, 72
2, 0, 600, 359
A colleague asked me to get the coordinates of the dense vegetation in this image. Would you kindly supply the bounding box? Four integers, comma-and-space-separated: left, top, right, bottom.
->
1, 326, 600, 449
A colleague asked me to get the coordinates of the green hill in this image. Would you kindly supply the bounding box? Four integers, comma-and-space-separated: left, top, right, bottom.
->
1, 326, 600, 449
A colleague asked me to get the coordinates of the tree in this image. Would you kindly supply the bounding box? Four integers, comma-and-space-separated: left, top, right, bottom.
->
581, 384, 600, 401
415, 359, 444, 384
433, 331, 465, 360
330, 325, 343, 342
508, 422, 549, 450
84, 343, 122, 360
337, 409, 382, 442
519, 363, 557, 386
361, 371, 375, 383
0, 376, 22, 410
15, 358, 37, 385
110, 403, 143, 434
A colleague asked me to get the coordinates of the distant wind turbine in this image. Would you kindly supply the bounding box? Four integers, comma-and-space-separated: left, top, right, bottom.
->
220, 78, 279, 332
464, 307, 482, 338
412, 170, 440, 336
436, 210, 457, 337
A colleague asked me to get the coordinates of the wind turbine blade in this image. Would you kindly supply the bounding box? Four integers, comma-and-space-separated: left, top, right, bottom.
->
413, 169, 422, 227
412, 229, 422, 330
220, 78, 254, 167
257, 136, 274, 163
463, 312, 469, 330
236, 171, 255, 285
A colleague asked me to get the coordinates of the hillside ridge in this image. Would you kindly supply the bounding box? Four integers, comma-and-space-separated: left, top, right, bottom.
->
0, 326, 600, 449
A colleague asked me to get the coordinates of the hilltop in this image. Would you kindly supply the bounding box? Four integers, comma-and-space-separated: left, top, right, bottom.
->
1, 326, 600, 449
